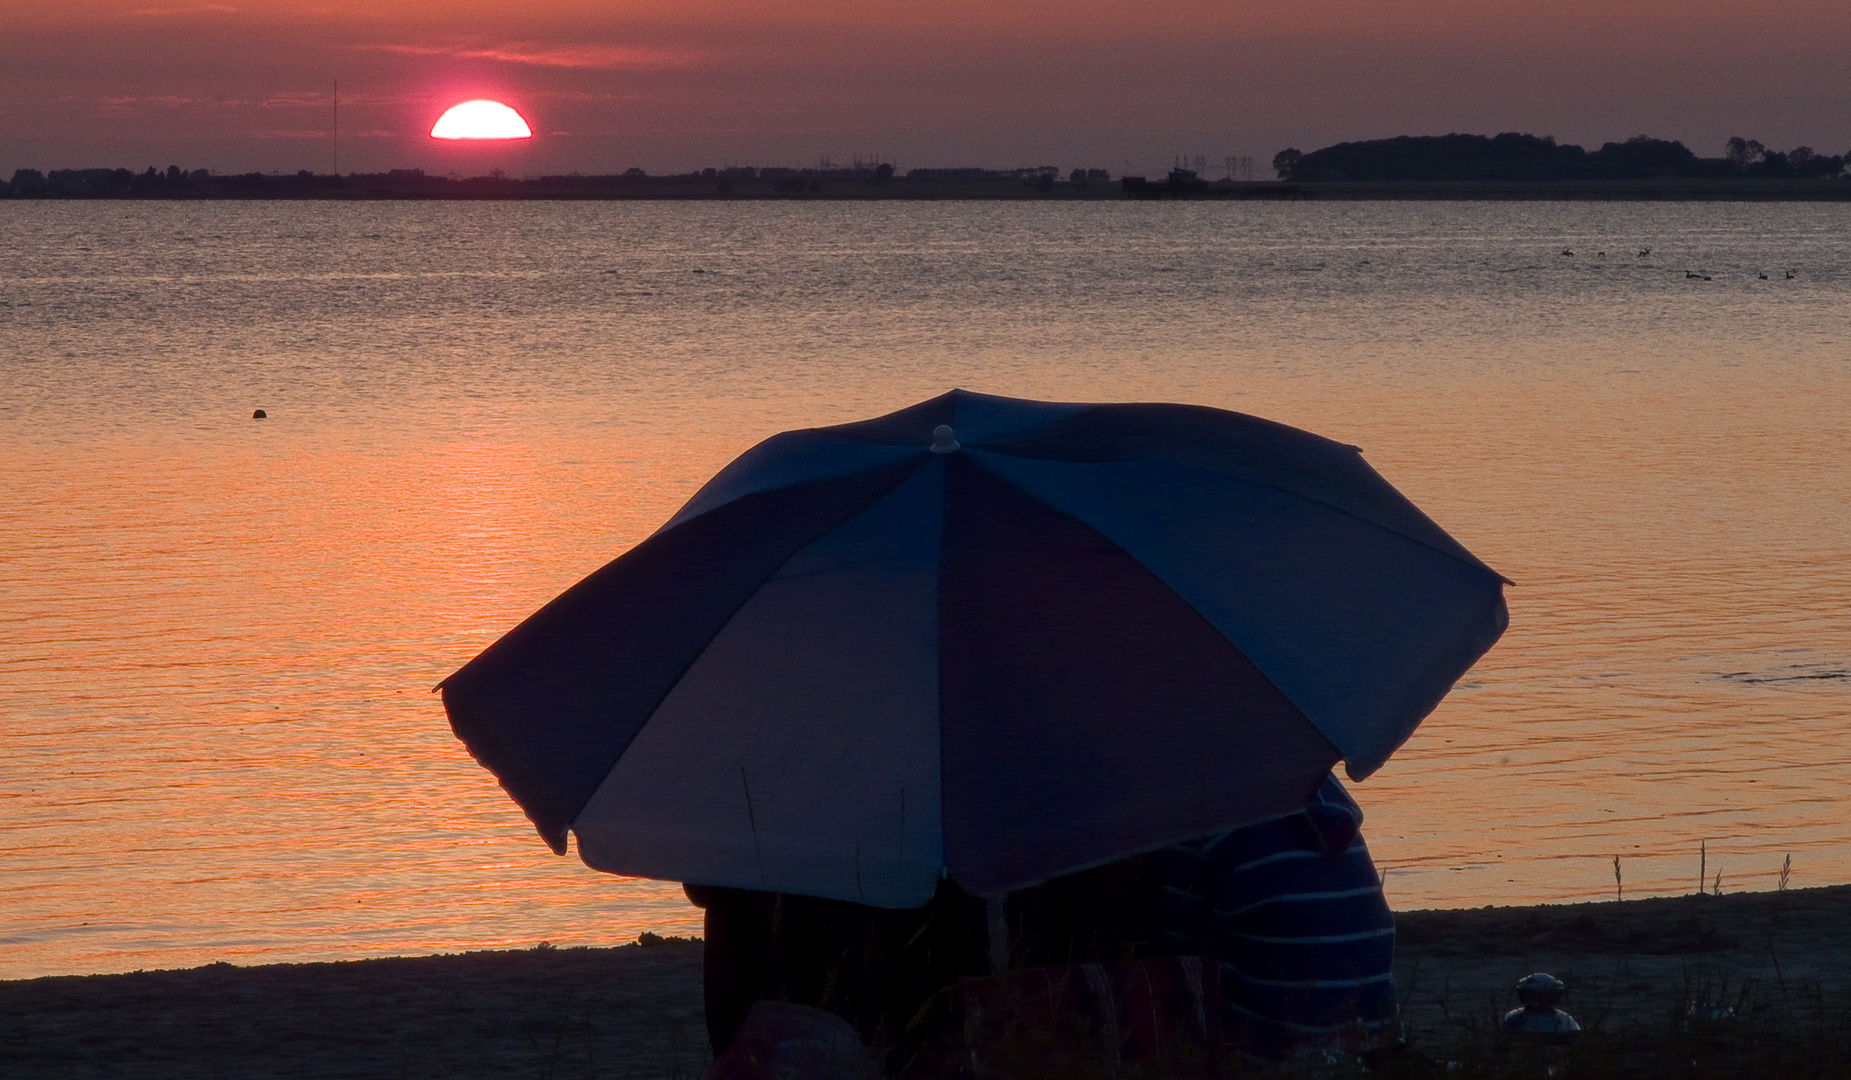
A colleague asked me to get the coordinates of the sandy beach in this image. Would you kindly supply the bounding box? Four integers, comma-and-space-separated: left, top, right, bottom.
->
4, 885, 1847, 1078
1394, 883, 1851, 1037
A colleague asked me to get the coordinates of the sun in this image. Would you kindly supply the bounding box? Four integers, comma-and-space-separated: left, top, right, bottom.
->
430, 100, 533, 141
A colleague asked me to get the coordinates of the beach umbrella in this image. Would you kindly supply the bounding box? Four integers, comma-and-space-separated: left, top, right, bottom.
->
440, 390, 1507, 908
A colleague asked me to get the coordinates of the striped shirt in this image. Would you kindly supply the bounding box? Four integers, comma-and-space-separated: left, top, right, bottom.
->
1152, 774, 1398, 1059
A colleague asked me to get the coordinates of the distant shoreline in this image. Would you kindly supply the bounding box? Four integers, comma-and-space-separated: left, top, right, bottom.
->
1211, 178, 1851, 201
7, 175, 1851, 202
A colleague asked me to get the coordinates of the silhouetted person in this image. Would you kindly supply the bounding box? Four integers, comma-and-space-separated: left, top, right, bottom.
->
690, 772, 1397, 1075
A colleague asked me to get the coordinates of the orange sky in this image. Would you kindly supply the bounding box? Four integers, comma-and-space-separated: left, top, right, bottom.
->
4, 0, 1849, 175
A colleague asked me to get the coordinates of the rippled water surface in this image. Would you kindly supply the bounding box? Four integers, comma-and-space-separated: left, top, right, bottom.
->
2, 201, 1847, 979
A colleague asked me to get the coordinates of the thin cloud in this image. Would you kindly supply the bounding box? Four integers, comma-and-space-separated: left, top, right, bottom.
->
130, 3, 238, 15
357, 42, 702, 70
93, 95, 230, 110
263, 92, 332, 108
531, 90, 639, 102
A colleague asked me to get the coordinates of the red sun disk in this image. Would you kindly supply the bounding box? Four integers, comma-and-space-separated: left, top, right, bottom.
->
431, 100, 533, 140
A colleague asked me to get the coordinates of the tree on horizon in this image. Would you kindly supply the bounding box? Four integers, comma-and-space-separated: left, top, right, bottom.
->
1273, 132, 1846, 182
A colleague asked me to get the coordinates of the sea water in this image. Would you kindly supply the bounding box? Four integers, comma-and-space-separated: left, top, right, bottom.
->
1, 200, 1846, 979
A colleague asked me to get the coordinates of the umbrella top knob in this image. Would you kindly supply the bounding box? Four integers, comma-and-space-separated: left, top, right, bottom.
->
929, 425, 961, 454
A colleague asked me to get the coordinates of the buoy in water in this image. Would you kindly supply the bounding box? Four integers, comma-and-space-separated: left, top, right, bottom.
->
253, 409, 267, 419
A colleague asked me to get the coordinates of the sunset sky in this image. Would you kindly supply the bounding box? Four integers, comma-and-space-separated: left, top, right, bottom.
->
4, 0, 1849, 177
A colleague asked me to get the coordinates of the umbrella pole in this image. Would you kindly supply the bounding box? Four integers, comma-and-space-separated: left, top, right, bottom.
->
985, 894, 1009, 973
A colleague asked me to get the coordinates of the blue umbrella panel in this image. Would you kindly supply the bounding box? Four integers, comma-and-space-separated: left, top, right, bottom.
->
440, 390, 1508, 908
